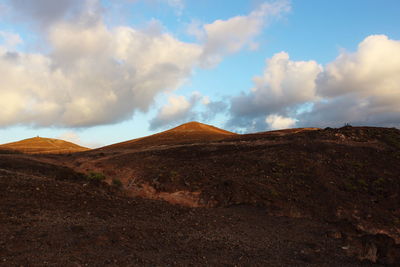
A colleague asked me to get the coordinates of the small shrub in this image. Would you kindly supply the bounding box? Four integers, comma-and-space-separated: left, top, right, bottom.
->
343, 181, 357, 192
86, 171, 106, 181
268, 188, 280, 197
373, 177, 386, 186
112, 178, 123, 188
169, 170, 180, 182
357, 179, 368, 188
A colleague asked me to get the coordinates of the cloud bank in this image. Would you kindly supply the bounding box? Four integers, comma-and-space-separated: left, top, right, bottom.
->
5, 1, 396, 132
302, 35, 400, 128
0, 0, 288, 128
227, 35, 400, 131
0, 22, 201, 127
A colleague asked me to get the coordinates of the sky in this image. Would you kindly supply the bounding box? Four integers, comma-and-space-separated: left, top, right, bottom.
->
0, 0, 399, 148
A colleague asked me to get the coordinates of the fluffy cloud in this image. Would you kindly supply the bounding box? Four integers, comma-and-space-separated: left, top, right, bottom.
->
149, 95, 192, 130
199, 0, 291, 67
149, 92, 205, 130
0, 0, 288, 129
300, 35, 400, 128
228, 52, 321, 130
228, 35, 400, 131
0, 21, 201, 127
317, 35, 400, 99
266, 114, 296, 130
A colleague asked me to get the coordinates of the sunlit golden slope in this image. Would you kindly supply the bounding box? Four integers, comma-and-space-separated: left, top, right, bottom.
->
0, 137, 89, 154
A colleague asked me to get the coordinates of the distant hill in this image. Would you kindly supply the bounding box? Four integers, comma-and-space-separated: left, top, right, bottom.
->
0, 137, 89, 154
100, 121, 237, 151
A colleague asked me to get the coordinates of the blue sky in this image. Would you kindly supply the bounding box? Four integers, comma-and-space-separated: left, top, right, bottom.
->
0, 0, 399, 147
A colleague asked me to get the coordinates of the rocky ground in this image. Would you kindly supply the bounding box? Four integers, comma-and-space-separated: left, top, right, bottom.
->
1, 124, 400, 265
1, 166, 372, 266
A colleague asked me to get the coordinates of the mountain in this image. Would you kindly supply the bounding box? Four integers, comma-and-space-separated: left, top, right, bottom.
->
100, 121, 237, 151
0, 137, 89, 154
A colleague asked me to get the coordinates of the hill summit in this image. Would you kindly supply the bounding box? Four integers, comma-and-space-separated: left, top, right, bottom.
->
166, 121, 235, 135
0, 137, 89, 154
101, 121, 237, 151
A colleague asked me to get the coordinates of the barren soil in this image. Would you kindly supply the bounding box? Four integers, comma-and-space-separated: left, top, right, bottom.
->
1, 123, 400, 265
1, 165, 370, 266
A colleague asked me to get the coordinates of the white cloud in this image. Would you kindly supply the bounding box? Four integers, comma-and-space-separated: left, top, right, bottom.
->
251, 52, 321, 108
186, 19, 205, 40
301, 35, 400, 128
266, 114, 296, 130
317, 35, 400, 100
228, 35, 400, 131
200, 0, 291, 67
0, 19, 202, 127
228, 52, 321, 130
157, 95, 191, 120
149, 95, 193, 130
0, 0, 290, 129
149, 92, 228, 130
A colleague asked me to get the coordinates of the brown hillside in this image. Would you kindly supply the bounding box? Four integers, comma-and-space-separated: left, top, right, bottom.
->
100, 121, 237, 151
0, 158, 361, 266
252, 127, 321, 136
54, 125, 400, 264
0, 137, 89, 154
2, 125, 400, 265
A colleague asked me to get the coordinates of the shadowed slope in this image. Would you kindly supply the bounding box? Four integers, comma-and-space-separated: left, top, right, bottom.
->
0, 164, 361, 266
0, 137, 89, 154
2, 125, 400, 264
100, 121, 237, 151
70, 125, 400, 264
